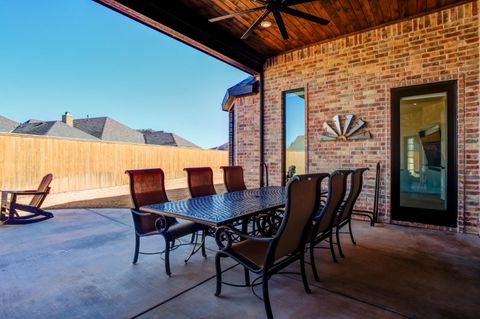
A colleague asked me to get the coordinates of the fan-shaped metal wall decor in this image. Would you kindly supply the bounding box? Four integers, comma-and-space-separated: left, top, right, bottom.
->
318, 114, 371, 141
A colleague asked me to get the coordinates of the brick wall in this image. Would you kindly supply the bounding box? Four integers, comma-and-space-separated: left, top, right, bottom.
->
233, 94, 261, 188
233, 1, 479, 234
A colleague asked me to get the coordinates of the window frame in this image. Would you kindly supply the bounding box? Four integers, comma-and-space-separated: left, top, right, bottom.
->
282, 88, 306, 186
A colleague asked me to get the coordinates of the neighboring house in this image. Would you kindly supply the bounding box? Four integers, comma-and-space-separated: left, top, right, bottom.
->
0, 115, 19, 132
211, 143, 228, 151
8, 112, 198, 147
12, 119, 98, 140
74, 116, 145, 144
287, 136, 304, 151
141, 129, 200, 148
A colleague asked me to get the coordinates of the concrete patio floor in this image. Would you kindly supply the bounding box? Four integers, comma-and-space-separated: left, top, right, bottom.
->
1, 209, 479, 319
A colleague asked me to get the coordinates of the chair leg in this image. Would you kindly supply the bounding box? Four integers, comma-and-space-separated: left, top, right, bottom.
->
132, 234, 140, 264
329, 232, 338, 263
262, 272, 274, 319
348, 219, 356, 245
190, 232, 195, 244
214, 253, 222, 296
164, 238, 172, 276
336, 226, 345, 258
244, 267, 251, 286
300, 253, 311, 294
309, 243, 320, 282
201, 230, 207, 258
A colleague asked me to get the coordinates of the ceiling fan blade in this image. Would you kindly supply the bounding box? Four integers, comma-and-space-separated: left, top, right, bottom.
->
272, 10, 289, 40
209, 6, 265, 22
241, 9, 271, 40
283, 0, 318, 5
281, 6, 329, 25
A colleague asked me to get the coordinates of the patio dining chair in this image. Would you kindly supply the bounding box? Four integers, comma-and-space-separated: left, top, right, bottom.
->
309, 170, 349, 281
220, 166, 246, 192
1, 173, 54, 224
333, 168, 369, 258
184, 167, 216, 197
352, 162, 380, 226
260, 162, 269, 187
126, 168, 206, 276
214, 173, 327, 319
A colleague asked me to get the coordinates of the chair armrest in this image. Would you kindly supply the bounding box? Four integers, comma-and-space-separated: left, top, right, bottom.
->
7, 191, 48, 196
215, 225, 273, 251
352, 209, 372, 214
131, 209, 170, 233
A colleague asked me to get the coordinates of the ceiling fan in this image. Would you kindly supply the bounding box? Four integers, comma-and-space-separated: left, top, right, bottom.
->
208, 0, 329, 40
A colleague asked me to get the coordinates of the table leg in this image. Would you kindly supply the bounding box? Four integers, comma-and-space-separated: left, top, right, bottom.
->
241, 219, 251, 286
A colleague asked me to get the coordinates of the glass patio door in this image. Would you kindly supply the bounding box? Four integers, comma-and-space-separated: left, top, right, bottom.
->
391, 81, 457, 227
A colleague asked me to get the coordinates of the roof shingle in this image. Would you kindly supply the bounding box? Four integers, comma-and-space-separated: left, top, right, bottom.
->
142, 130, 200, 148
74, 117, 145, 144
0, 116, 18, 132
12, 121, 99, 140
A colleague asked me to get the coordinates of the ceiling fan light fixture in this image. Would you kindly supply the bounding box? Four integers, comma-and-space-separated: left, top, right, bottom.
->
209, 0, 330, 41
260, 20, 272, 28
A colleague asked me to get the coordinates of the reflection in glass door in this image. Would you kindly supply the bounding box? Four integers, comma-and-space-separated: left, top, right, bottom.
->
391, 81, 457, 226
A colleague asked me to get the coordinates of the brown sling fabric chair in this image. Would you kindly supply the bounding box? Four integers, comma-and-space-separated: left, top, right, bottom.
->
1, 173, 54, 224
220, 166, 247, 192
309, 170, 349, 281
353, 162, 380, 226
333, 168, 369, 258
126, 168, 206, 276
214, 173, 328, 319
184, 167, 216, 197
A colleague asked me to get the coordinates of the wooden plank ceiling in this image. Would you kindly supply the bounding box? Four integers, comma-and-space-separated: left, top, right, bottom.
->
95, 0, 472, 73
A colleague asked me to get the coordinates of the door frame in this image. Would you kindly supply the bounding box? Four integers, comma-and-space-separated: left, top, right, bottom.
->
391, 80, 458, 227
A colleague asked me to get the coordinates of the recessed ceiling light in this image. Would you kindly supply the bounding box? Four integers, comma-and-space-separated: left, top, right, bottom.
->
260, 20, 272, 28
413, 103, 417, 105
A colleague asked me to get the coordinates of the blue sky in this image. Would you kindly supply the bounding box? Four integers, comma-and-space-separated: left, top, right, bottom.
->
285, 92, 305, 147
0, 0, 249, 148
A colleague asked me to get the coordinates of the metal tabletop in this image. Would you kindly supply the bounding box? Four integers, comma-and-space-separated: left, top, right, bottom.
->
140, 186, 286, 227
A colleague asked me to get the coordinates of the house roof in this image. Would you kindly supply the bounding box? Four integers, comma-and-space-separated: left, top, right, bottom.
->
94, 0, 470, 73
222, 76, 259, 111
0, 116, 18, 132
210, 142, 228, 151
287, 135, 305, 151
74, 117, 145, 144
142, 130, 200, 148
12, 121, 99, 140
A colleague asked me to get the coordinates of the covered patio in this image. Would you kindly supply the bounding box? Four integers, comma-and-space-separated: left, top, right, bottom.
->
93, 0, 480, 235
2, 208, 479, 318
2, 0, 479, 318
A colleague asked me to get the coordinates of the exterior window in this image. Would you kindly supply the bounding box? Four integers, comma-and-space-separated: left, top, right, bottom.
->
283, 89, 305, 184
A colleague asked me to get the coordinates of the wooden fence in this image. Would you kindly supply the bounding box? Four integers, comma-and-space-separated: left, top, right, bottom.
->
0, 133, 228, 194
286, 150, 305, 175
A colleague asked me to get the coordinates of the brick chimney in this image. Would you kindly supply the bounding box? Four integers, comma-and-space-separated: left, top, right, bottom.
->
62, 112, 73, 127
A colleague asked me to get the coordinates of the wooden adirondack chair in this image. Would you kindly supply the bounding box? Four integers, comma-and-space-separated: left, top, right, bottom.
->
1, 174, 54, 224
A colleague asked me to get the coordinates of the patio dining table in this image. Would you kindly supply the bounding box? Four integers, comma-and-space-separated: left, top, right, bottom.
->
140, 186, 286, 228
